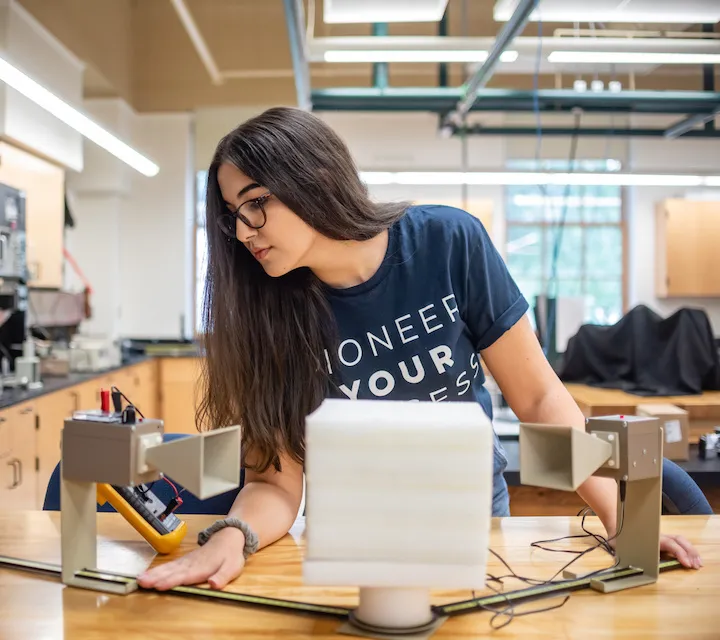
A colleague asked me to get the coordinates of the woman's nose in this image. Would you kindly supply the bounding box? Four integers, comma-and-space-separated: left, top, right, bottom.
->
235, 219, 257, 243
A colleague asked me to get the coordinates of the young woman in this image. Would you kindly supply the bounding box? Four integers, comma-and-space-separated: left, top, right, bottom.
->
139, 107, 701, 591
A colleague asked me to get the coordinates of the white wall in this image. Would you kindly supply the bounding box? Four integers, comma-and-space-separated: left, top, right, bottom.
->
64, 99, 134, 339
194, 105, 272, 171
64, 194, 123, 338
120, 113, 194, 339
66, 99, 193, 340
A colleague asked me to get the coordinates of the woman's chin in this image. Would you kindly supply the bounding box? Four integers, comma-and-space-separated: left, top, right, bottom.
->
261, 260, 290, 278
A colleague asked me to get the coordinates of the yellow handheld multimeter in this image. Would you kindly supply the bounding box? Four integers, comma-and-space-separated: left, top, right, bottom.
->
77, 387, 188, 555
97, 483, 187, 554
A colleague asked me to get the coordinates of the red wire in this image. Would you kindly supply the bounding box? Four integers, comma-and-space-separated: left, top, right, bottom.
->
63, 247, 93, 294
162, 476, 180, 499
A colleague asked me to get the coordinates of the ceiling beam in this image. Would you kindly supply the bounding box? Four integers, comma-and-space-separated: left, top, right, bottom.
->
282, 0, 312, 110
170, 0, 223, 85
664, 106, 720, 139
311, 88, 720, 115
444, 0, 536, 125
451, 125, 720, 138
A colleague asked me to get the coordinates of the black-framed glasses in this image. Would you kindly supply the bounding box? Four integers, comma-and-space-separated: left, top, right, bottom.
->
216, 192, 271, 238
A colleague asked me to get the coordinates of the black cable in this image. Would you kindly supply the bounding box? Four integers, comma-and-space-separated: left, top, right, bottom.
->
532, 497, 626, 565
110, 386, 145, 419
532, 8, 543, 166
544, 109, 582, 355
481, 582, 572, 631
533, 496, 626, 581
476, 495, 626, 629
533, 508, 613, 556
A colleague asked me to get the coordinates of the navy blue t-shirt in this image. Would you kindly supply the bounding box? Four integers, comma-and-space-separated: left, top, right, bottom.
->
323, 204, 529, 421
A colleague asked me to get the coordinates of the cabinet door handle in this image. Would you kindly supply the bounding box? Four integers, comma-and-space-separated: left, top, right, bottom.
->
7, 459, 18, 489
15, 459, 22, 486
70, 391, 80, 412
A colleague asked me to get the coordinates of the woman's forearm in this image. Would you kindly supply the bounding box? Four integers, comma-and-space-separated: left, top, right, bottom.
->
575, 476, 618, 534
516, 384, 618, 535
226, 480, 300, 550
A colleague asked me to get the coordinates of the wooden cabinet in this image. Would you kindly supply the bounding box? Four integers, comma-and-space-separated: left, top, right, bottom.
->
126, 360, 159, 419
0, 142, 65, 288
656, 199, 720, 298
0, 403, 37, 510
0, 357, 169, 511
159, 358, 203, 435
0, 413, 10, 459
70, 380, 99, 413
35, 391, 76, 507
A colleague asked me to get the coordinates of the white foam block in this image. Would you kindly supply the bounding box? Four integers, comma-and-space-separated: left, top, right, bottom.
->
304, 399, 493, 589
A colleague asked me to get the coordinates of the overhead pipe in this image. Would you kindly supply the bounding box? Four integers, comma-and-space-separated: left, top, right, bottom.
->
702, 23, 716, 132
664, 24, 718, 138
372, 24, 389, 90
438, 11, 448, 88
553, 27, 720, 40
170, 0, 223, 85
451, 125, 720, 138
282, 0, 312, 110
664, 106, 720, 139
311, 87, 720, 115
444, 0, 537, 126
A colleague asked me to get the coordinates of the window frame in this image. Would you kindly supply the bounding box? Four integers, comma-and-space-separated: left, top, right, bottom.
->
504, 178, 628, 325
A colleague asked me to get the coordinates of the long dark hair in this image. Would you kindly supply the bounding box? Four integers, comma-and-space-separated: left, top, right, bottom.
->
197, 106, 407, 472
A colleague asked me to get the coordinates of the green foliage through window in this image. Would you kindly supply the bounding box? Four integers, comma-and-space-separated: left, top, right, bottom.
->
505, 160, 624, 326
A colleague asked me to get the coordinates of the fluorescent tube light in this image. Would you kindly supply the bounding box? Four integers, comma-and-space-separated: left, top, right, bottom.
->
548, 51, 720, 65
360, 172, 719, 187
324, 50, 518, 63
493, 1, 720, 24
324, 1, 449, 24
0, 55, 159, 177
512, 195, 622, 207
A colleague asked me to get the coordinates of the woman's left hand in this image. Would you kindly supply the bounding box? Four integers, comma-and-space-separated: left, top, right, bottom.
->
660, 534, 702, 569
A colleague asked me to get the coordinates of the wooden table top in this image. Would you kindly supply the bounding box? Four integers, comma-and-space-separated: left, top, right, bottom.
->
565, 383, 720, 410
0, 512, 718, 639
565, 382, 720, 407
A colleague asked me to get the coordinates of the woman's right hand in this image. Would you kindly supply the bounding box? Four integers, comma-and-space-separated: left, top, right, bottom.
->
137, 527, 246, 591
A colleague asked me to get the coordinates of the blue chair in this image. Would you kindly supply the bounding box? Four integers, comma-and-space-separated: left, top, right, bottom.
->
43, 433, 244, 515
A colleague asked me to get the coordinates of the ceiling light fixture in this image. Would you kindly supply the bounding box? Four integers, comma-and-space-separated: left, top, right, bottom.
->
0, 55, 159, 177
324, 50, 518, 63
360, 172, 720, 187
493, 1, 720, 24
548, 51, 720, 65
323, 0, 449, 24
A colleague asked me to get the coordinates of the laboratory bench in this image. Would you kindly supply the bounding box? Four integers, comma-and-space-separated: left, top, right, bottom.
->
0, 355, 204, 511
0, 512, 717, 639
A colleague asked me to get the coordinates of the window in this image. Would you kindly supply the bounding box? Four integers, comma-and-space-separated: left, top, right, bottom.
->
195, 171, 208, 334
505, 160, 624, 326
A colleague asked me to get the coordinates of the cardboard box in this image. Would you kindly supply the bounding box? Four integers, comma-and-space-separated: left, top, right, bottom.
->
636, 404, 689, 461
